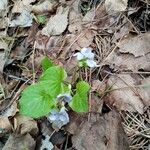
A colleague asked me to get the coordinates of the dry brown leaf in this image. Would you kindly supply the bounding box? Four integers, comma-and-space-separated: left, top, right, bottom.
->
0, 0, 8, 10
42, 6, 69, 36
83, 4, 110, 29
15, 115, 39, 136
66, 29, 95, 50
0, 52, 6, 73
105, 50, 150, 71
118, 33, 150, 57
68, 2, 83, 34
105, 0, 128, 14
32, 0, 58, 14
138, 77, 150, 106
105, 74, 145, 114
65, 112, 86, 134
91, 80, 107, 93
2, 133, 35, 150
72, 111, 129, 150
0, 40, 8, 73
12, 0, 35, 13
2, 101, 18, 117
68, 9, 82, 34
0, 117, 12, 134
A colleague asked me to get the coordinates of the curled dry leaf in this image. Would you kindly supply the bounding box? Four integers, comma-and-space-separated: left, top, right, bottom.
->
9, 9, 33, 27
83, 4, 110, 29
39, 134, 53, 150
105, 52, 150, 72
68, 7, 83, 34
32, 0, 58, 14
0, 52, 6, 73
105, 0, 128, 14
72, 111, 129, 150
2, 133, 35, 150
105, 74, 147, 114
105, 33, 150, 72
138, 77, 150, 106
0, 0, 8, 10
42, 6, 69, 36
2, 101, 18, 117
91, 80, 107, 93
0, 117, 12, 135
118, 33, 150, 57
15, 115, 39, 136
66, 29, 95, 50
12, 0, 36, 13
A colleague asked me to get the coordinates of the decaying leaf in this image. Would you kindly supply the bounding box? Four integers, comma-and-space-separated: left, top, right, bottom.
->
0, 0, 8, 10
138, 77, 150, 106
39, 134, 54, 150
12, 0, 35, 13
2, 101, 18, 117
68, 7, 83, 34
2, 133, 36, 150
0, 117, 12, 134
105, 33, 150, 71
118, 33, 150, 57
83, 4, 110, 29
9, 9, 33, 27
14, 115, 39, 136
42, 6, 69, 36
106, 52, 150, 71
105, 74, 147, 114
105, 0, 128, 14
72, 111, 129, 150
0, 52, 6, 73
32, 0, 58, 14
66, 29, 95, 51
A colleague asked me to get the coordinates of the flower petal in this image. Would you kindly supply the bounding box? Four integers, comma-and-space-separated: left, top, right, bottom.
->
86, 59, 98, 68
57, 93, 72, 103
74, 52, 84, 60
81, 47, 94, 59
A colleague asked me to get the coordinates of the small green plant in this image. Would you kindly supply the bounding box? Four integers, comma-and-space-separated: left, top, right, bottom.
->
19, 56, 90, 128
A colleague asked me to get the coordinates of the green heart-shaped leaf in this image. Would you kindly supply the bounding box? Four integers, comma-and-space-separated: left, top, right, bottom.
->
19, 81, 56, 118
69, 81, 90, 112
40, 66, 68, 97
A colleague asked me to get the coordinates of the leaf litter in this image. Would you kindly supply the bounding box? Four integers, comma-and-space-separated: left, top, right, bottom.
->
0, 0, 150, 149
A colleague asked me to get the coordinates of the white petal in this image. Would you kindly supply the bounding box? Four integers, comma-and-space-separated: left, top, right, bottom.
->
81, 47, 94, 59
81, 47, 92, 54
77, 53, 84, 60
48, 114, 57, 121
86, 59, 98, 68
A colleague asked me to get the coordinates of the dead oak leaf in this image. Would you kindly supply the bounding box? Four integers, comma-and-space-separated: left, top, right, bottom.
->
138, 77, 150, 106
105, 74, 145, 114
0, 117, 12, 134
105, 50, 150, 71
0, 0, 8, 10
42, 6, 69, 36
118, 33, 150, 57
14, 115, 38, 136
12, 0, 35, 13
2, 133, 35, 150
105, 0, 128, 14
32, 0, 58, 14
72, 111, 129, 150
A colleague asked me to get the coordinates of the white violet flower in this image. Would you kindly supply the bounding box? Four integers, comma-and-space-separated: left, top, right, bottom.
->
57, 93, 72, 103
74, 47, 99, 68
48, 107, 69, 129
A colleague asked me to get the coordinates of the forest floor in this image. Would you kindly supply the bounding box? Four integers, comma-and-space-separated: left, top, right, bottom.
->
0, 0, 150, 150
